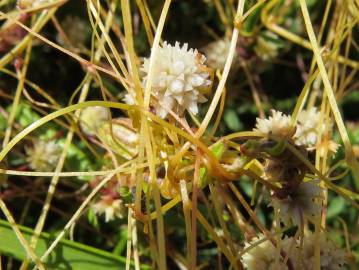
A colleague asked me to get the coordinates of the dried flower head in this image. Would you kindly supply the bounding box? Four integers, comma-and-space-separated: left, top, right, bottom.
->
272, 180, 322, 226
26, 140, 62, 171
79, 106, 110, 136
92, 196, 125, 222
141, 41, 212, 118
254, 110, 295, 139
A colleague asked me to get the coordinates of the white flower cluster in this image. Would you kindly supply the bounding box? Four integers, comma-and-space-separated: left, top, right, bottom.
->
254, 32, 280, 61
129, 41, 211, 119
79, 106, 110, 136
96, 119, 138, 160
272, 180, 323, 226
294, 107, 339, 154
255, 109, 295, 139
254, 108, 338, 153
92, 197, 124, 222
294, 107, 320, 147
26, 140, 62, 171
300, 231, 346, 270
242, 236, 288, 270
242, 232, 346, 270
203, 38, 234, 70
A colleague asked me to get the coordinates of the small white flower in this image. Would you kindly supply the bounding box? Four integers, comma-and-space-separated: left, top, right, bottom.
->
92, 198, 124, 222
300, 231, 346, 270
242, 232, 346, 270
254, 110, 295, 139
254, 31, 280, 61
295, 107, 339, 154
26, 140, 62, 171
123, 91, 136, 105
317, 139, 339, 156
96, 119, 138, 160
79, 106, 110, 136
272, 180, 322, 226
141, 41, 211, 118
242, 235, 290, 270
294, 107, 321, 148
203, 38, 235, 70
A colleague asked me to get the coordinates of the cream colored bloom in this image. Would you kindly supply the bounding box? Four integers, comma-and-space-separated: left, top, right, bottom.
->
92, 198, 124, 222
79, 106, 110, 136
254, 110, 295, 139
254, 32, 280, 61
300, 232, 346, 270
26, 140, 62, 171
295, 107, 320, 147
295, 107, 339, 154
272, 180, 322, 226
141, 41, 211, 118
203, 38, 235, 70
123, 91, 136, 105
242, 232, 346, 270
96, 119, 138, 160
242, 235, 291, 270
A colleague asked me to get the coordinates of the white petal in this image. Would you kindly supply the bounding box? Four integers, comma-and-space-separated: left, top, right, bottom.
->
169, 79, 184, 94
172, 61, 185, 74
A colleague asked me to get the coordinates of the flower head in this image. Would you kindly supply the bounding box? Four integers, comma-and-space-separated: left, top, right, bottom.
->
272, 180, 323, 226
26, 140, 62, 171
295, 107, 339, 154
203, 38, 235, 70
92, 196, 125, 222
79, 106, 110, 136
300, 231, 346, 270
254, 110, 295, 139
141, 41, 211, 118
254, 31, 280, 61
295, 107, 321, 148
242, 232, 346, 270
96, 118, 138, 160
242, 235, 291, 270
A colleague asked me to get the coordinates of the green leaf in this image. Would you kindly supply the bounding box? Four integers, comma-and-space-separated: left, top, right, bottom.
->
11, 103, 41, 128
224, 110, 243, 131
0, 113, 6, 131
0, 219, 150, 270
241, 4, 261, 36
199, 141, 226, 188
327, 196, 346, 219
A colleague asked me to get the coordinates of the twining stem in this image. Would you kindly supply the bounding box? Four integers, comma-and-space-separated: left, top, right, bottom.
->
33, 162, 137, 269
0, 199, 45, 270
190, 153, 201, 270
22, 6, 118, 269
298, 0, 359, 190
